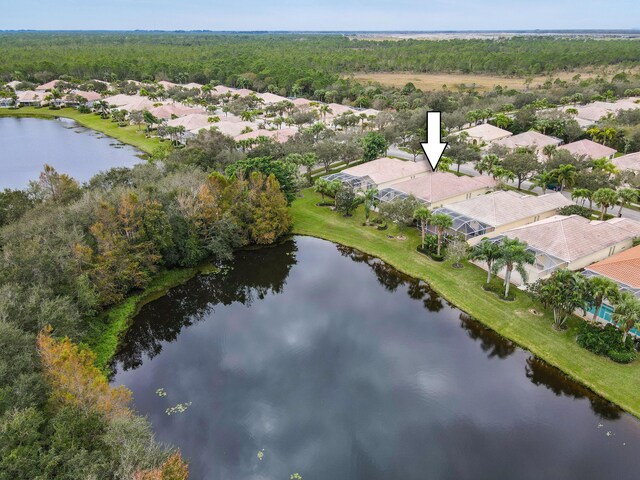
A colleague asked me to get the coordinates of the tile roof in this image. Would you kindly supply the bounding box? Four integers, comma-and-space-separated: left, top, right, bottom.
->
612, 152, 640, 172
503, 215, 640, 262
443, 190, 572, 227
342, 157, 430, 185
212, 120, 260, 137
460, 124, 513, 142
292, 98, 313, 107
103, 94, 148, 107
234, 127, 297, 143
559, 139, 617, 159
493, 130, 562, 150
585, 245, 640, 288
148, 103, 204, 119
67, 90, 102, 102
157, 80, 178, 89
35, 80, 61, 91
16, 90, 47, 102
255, 92, 289, 104
389, 172, 496, 204
167, 114, 212, 132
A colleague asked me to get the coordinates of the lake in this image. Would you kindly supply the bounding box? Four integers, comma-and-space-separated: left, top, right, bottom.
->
0, 116, 142, 189
112, 236, 640, 480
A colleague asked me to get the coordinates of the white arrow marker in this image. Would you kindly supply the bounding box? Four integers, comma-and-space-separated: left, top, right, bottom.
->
420, 111, 448, 171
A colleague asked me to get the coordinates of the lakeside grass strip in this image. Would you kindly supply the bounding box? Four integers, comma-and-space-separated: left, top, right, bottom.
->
291, 189, 640, 419
0, 107, 161, 154
84, 267, 202, 371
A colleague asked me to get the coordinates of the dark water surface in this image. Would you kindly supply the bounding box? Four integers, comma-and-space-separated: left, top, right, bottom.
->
113, 237, 640, 480
0, 116, 141, 188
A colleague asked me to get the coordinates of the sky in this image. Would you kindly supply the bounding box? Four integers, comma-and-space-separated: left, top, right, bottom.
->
1, 0, 639, 31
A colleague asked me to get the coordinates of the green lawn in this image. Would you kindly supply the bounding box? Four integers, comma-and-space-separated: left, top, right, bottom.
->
0, 107, 161, 154
291, 189, 640, 418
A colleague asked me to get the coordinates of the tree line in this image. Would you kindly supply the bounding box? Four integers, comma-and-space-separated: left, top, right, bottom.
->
2, 32, 640, 97
0, 145, 291, 478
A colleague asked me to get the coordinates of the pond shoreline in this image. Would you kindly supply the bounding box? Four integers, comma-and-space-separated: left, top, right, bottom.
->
290, 189, 640, 420
8, 111, 636, 420
0, 107, 161, 154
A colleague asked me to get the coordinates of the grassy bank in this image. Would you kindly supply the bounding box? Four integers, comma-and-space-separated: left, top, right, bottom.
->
291, 189, 640, 419
0, 106, 161, 154
84, 266, 208, 371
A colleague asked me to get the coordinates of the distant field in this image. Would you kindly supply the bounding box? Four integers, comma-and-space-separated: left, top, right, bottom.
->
350, 71, 607, 91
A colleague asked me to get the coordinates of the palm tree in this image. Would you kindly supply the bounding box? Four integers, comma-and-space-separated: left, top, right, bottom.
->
600, 127, 617, 147
492, 237, 536, 298
491, 166, 516, 184
617, 187, 638, 217
314, 179, 331, 204
542, 144, 557, 161
94, 100, 110, 119
613, 292, 640, 344
591, 158, 618, 177
413, 206, 432, 249
551, 164, 576, 191
319, 104, 332, 122
533, 269, 590, 329
592, 188, 619, 220
571, 188, 593, 209
142, 110, 160, 136
588, 276, 620, 322
494, 113, 511, 130
531, 171, 554, 194
476, 154, 500, 176
469, 238, 502, 284
362, 188, 379, 225
586, 126, 602, 142
431, 213, 453, 256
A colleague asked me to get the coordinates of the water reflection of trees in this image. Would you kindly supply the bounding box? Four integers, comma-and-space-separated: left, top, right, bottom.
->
459, 313, 517, 359
336, 245, 444, 312
525, 356, 622, 420
112, 240, 298, 373
337, 244, 622, 421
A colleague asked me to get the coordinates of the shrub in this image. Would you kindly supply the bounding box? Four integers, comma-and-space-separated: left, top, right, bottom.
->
558, 205, 593, 219
576, 323, 637, 363
482, 282, 516, 301
607, 349, 637, 364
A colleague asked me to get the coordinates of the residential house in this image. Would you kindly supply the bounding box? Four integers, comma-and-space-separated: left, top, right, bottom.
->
213, 85, 236, 95
16, 90, 46, 107
489, 215, 640, 285
612, 152, 640, 173
431, 190, 572, 242
558, 139, 617, 160
149, 103, 204, 120
63, 90, 102, 108
212, 120, 260, 138
323, 157, 432, 190
493, 130, 562, 158
35, 79, 61, 91
157, 80, 178, 90
377, 172, 496, 208
5, 80, 21, 90
256, 92, 289, 105
167, 114, 212, 138
458, 124, 513, 146
582, 245, 640, 325
234, 127, 298, 144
